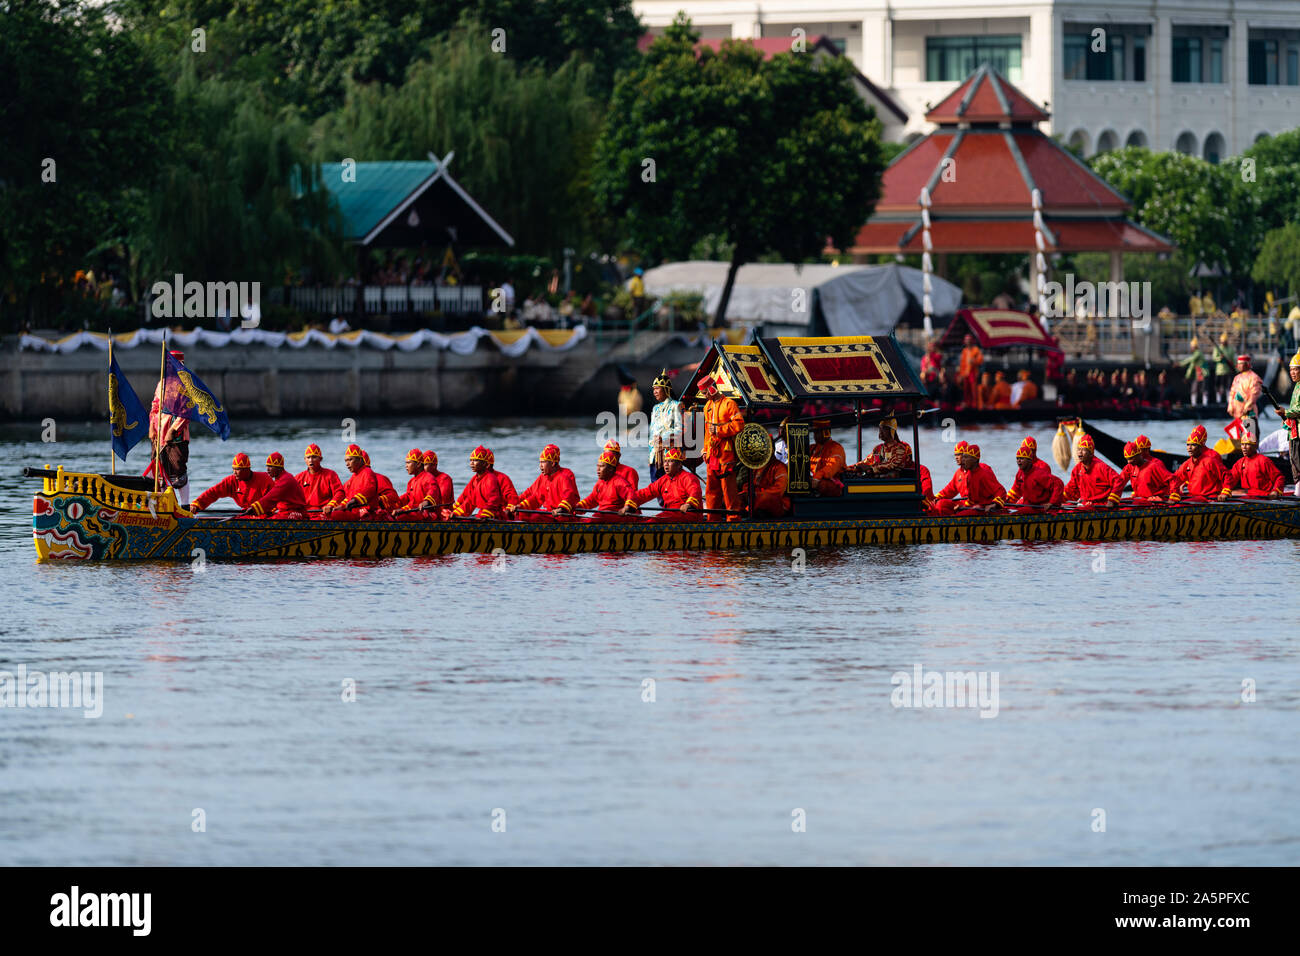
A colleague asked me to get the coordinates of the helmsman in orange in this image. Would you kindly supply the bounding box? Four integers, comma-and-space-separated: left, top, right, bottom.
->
700, 377, 745, 521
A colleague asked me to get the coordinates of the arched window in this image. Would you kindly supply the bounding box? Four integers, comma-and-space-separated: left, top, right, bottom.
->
1175, 131, 1198, 155
1125, 130, 1149, 148
1067, 129, 1091, 156
1096, 130, 1119, 153
1202, 132, 1226, 164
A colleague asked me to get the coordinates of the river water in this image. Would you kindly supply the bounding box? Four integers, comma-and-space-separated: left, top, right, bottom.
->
2, 416, 1297, 865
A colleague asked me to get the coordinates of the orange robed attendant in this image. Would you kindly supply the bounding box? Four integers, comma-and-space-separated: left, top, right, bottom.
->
742, 456, 790, 518
192, 453, 274, 513
1063, 435, 1119, 507
1108, 435, 1173, 504
448, 446, 518, 520
422, 451, 455, 510
958, 335, 983, 407
393, 449, 438, 519
1004, 437, 1064, 507
1169, 425, 1229, 502
321, 444, 380, 520
508, 444, 580, 521
1219, 433, 1285, 498
297, 443, 345, 510
700, 377, 745, 521
247, 452, 309, 518
809, 419, 846, 496
623, 447, 703, 522
574, 450, 636, 522
932, 442, 1006, 513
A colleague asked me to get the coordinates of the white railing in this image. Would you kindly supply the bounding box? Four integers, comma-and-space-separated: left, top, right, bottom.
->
268, 285, 484, 316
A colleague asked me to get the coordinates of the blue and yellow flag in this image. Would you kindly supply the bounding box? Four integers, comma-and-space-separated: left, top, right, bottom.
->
161, 352, 231, 440
108, 348, 148, 460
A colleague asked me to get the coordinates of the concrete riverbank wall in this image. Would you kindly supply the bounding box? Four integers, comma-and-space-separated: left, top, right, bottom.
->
0, 333, 708, 422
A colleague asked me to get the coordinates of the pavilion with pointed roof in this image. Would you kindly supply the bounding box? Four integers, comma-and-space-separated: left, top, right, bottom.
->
846, 63, 1172, 295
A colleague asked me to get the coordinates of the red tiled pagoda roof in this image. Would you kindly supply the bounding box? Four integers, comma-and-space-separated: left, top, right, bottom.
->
925, 63, 1049, 125
846, 65, 1172, 255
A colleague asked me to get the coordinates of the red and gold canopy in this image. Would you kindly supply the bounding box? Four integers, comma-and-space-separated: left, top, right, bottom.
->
937, 308, 1063, 353
683, 334, 927, 407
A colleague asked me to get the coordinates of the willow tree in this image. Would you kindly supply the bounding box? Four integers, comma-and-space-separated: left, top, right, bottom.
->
591, 15, 886, 325
311, 24, 604, 257
142, 65, 345, 289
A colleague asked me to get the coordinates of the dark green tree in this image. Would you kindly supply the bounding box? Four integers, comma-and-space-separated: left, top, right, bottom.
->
1252, 222, 1300, 299
116, 0, 641, 113
592, 16, 886, 325
0, 0, 173, 323
311, 25, 603, 258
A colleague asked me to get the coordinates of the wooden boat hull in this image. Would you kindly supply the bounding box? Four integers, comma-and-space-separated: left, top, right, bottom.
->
30, 469, 1300, 562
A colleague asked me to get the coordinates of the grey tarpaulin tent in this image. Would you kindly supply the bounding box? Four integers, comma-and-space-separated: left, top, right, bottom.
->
811, 264, 962, 336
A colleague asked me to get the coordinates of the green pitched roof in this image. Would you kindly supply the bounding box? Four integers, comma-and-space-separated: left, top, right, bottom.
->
317, 160, 514, 247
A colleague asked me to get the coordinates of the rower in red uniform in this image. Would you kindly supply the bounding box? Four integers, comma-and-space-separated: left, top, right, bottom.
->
1169, 425, 1229, 502
919, 463, 934, 503
448, 446, 518, 519
1063, 434, 1118, 508
573, 450, 636, 522
1219, 432, 1285, 498
1004, 437, 1064, 508
321, 444, 379, 519
1108, 435, 1173, 505
507, 444, 580, 521
247, 452, 309, 518
422, 451, 455, 511
297, 443, 345, 511
602, 440, 639, 492
622, 447, 703, 521
932, 442, 1006, 513
393, 449, 438, 520
360, 450, 398, 515
191, 452, 274, 513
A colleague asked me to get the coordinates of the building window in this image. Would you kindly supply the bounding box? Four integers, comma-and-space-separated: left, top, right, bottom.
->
1173, 37, 1201, 82
1173, 25, 1228, 83
926, 36, 1022, 82
1248, 29, 1300, 85
1064, 24, 1146, 82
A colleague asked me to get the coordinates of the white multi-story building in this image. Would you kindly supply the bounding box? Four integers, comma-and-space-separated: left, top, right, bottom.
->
634, 0, 1300, 159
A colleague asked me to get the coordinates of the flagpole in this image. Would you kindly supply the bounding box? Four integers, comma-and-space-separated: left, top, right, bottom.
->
154, 333, 166, 495
108, 330, 116, 475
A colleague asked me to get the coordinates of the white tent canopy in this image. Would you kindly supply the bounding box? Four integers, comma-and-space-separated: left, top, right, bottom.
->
642, 261, 962, 334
